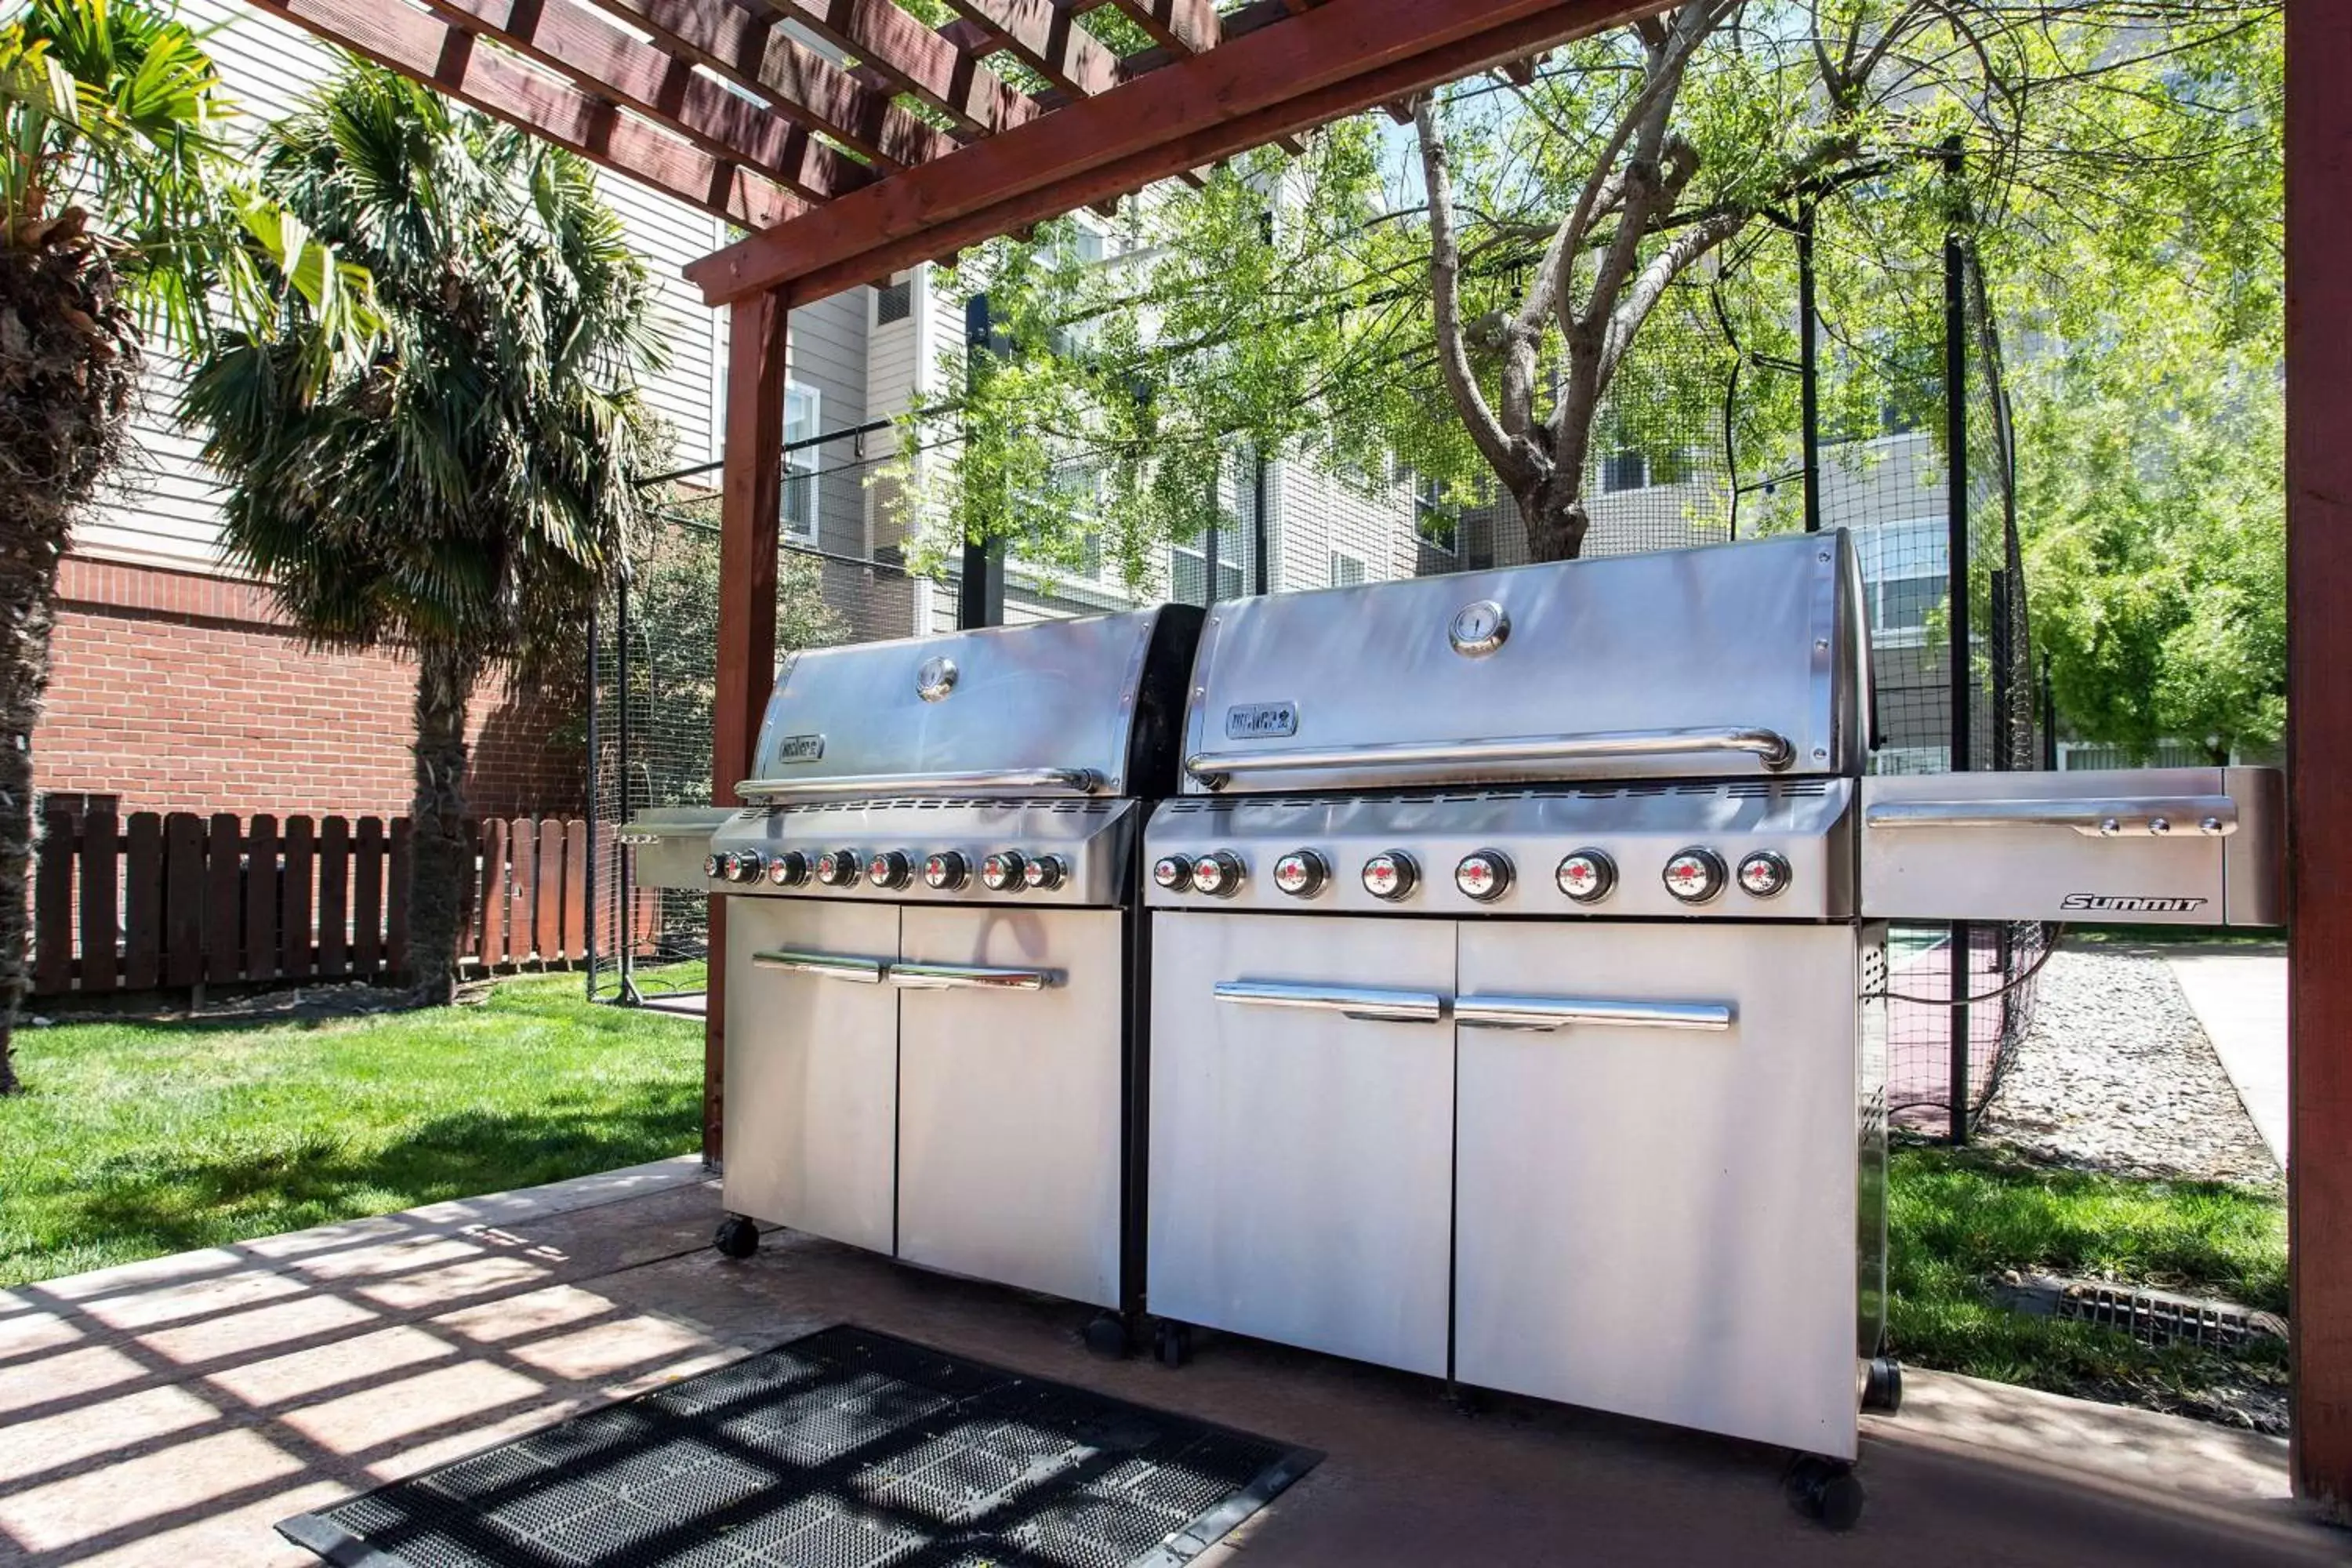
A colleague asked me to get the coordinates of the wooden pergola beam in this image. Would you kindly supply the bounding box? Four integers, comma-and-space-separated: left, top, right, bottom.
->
245, 0, 805, 229
688, 0, 1667, 305
946, 0, 1122, 97
1106, 0, 1220, 56
770, 0, 1043, 136
577, 0, 953, 170
418, 0, 875, 198
2286, 0, 2352, 1519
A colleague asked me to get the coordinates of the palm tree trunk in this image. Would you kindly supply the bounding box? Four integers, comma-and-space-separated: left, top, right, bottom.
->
0, 546, 60, 1096
407, 639, 483, 1005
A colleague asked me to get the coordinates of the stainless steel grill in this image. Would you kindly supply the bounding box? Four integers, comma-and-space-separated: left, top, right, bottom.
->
1137, 528, 2281, 1477
630, 604, 1202, 1337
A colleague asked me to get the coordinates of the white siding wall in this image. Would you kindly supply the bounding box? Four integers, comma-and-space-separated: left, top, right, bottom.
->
1268, 461, 1419, 590
83, 2, 727, 575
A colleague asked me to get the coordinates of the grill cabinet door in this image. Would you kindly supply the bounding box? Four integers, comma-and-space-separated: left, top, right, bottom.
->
895, 907, 1126, 1309
1454, 923, 1862, 1457
1148, 912, 1456, 1377
723, 899, 900, 1252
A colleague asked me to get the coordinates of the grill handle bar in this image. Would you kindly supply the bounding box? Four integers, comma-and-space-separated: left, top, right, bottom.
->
1185, 726, 1795, 789
735, 768, 1102, 800
1864, 795, 2238, 838
750, 949, 887, 984
1214, 980, 1446, 1025
1456, 995, 1733, 1033
889, 962, 1053, 993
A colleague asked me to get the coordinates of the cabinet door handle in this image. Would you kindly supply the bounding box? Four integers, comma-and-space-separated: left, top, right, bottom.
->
1455, 995, 1733, 1033
751, 949, 887, 984
889, 962, 1052, 992
1214, 980, 1446, 1025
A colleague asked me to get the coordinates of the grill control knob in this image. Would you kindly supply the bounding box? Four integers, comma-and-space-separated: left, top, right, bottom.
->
1454, 850, 1513, 902
980, 851, 1027, 892
766, 851, 810, 887
1362, 851, 1418, 902
728, 850, 765, 884
1737, 850, 1792, 899
1023, 854, 1068, 891
866, 850, 912, 890
923, 851, 967, 891
1152, 855, 1194, 893
1191, 851, 1244, 898
815, 849, 862, 887
1272, 849, 1329, 898
1663, 847, 1728, 905
1555, 848, 1617, 904
703, 851, 724, 880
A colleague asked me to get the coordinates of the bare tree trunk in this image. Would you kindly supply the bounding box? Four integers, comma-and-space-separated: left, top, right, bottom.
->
0, 543, 61, 1097
407, 639, 483, 1006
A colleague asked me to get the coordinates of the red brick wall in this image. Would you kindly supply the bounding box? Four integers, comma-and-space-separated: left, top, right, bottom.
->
35, 557, 584, 820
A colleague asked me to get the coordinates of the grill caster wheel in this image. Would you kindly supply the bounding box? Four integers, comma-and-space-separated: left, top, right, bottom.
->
1153, 1320, 1192, 1369
1084, 1313, 1131, 1360
713, 1215, 759, 1260
1862, 1356, 1904, 1414
1785, 1454, 1865, 1531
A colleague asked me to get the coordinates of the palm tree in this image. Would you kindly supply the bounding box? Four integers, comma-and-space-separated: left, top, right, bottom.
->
188, 64, 666, 1006
0, 0, 365, 1093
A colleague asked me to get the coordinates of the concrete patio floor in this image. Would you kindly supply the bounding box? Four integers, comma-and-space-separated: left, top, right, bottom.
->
1, 1160, 2339, 1567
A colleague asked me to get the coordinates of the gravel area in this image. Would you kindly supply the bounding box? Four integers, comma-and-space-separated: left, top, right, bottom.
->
1981, 942, 2280, 1187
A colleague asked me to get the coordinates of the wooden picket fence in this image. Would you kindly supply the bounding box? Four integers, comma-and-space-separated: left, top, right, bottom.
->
30, 809, 611, 1000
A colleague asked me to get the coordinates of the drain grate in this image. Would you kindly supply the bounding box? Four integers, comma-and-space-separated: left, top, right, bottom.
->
1995, 1275, 2286, 1352
278, 1325, 1318, 1568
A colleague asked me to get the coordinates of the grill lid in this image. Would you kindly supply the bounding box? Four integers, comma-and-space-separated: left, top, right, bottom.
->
1178, 531, 1867, 794
744, 604, 1200, 801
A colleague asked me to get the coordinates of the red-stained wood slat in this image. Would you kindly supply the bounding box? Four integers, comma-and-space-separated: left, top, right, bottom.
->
123, 812, 163, 993
2287, 0, 2352, 1515
423, 0, 902, 190
205, 814, 243, 985
946, 0, 1121, 97
163, 813, 205, 989
692, 0, 1664, 305
1109, 0, 1220, 55
510, 817, 538, 961
535, 818, 566, 963
77, 806, 118, 995
480, 817, 510, 968
282, 818, 315, 982
354, 817, 385, 980
244, 0, 806, 230
318, 817, 350, 980
564, 818, 590, 961
32, 810, 74, 997
388, 818, 413, 978
245, 814, 280, 985
778, 0, 1041, 135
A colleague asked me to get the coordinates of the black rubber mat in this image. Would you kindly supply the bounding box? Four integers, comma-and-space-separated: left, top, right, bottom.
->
278, 1324, 1318, 1568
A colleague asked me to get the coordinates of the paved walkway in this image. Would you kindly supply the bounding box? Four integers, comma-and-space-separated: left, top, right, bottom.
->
1, 1162, 2340, 1566
2165, 945, 2290, 1168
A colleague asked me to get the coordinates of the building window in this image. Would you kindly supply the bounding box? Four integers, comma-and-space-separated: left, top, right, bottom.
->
875, 278, 913, 325
782, 383, 820, 540
1171, 532, 1243, 604
1329, 551, 1367, 587
1601, 449, 1648, 493
1852, 517, 1948, 647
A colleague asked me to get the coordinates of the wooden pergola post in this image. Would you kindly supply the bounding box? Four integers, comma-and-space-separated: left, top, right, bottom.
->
2287, 0, 2351, 1521
704, 289, 789, 1165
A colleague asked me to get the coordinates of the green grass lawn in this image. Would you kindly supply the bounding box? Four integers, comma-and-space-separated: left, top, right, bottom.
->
0, 972, 704, 1288
1887, 1142, 2288, 1418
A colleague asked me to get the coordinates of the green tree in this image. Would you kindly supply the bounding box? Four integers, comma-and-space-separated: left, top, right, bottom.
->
2021, 360, 2284, 764
187, 64, 665, 1004
0, 0, 366, 1093
890, 0, 2280, 586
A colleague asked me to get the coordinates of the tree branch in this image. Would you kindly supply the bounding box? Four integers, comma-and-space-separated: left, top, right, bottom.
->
1599, 208, 1749, 384
1414, 93, 1526, 487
